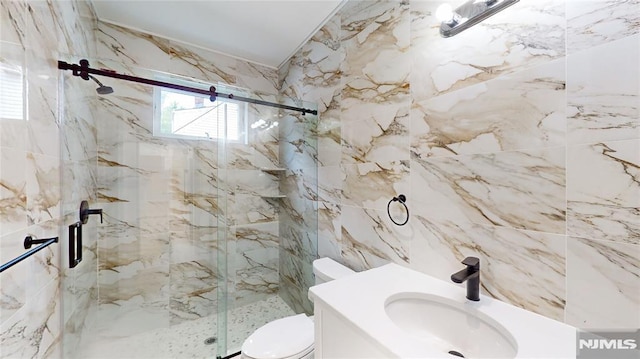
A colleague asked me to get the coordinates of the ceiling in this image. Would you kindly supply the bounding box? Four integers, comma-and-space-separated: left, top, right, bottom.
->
91, 0, 345, 69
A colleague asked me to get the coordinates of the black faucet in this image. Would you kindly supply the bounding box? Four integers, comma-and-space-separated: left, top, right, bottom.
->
451, 256, 480, 301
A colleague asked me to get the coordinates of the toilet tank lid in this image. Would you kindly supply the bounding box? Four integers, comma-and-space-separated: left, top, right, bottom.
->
242, 314, 313, 359
313, 257, 355, 281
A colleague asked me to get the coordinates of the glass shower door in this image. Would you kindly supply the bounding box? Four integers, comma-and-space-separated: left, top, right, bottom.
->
60, 59, 225, 359
60, 60, 318, 358
214, 86, 319, 357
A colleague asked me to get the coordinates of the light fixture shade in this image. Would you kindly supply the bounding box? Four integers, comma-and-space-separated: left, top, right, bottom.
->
439, 0, 519, 38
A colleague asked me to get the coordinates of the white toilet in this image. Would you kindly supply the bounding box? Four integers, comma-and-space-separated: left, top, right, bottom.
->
241, 258, 355, 359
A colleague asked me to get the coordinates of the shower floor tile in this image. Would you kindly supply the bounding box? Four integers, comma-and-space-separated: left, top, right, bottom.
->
77, 295, 296, 358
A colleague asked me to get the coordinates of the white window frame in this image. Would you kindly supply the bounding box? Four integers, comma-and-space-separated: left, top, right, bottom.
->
153, 78, 247, 143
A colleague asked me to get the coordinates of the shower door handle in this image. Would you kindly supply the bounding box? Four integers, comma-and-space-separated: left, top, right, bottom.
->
69, 222, 82, 268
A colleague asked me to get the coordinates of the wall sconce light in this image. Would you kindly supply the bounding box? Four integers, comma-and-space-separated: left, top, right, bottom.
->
437, 0, 519, 38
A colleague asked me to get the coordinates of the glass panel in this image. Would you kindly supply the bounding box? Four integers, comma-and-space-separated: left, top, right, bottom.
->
215, 85, 319, 357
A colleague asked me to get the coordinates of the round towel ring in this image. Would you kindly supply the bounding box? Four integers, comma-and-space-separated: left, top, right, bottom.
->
387, 194, 409, 226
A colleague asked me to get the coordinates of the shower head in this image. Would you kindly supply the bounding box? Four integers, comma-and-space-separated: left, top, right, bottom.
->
88, 75, 114, 95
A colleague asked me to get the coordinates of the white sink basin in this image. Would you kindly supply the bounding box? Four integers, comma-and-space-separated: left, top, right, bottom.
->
385, 293, 517, 359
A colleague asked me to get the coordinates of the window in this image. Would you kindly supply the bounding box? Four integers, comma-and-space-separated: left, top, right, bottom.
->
154, 79, 246, 142
0, 63, 24, 121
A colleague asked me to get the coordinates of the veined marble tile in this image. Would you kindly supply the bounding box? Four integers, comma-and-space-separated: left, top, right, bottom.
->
65, 220, 98, 351
233, 60, 279, 95
318, 165, 344, 204
60, 78, 98, 163
411, 0, 565, 98
233, 247, 279, 307
97, 199, 171, 237
0, 0, 25, 45
412, 59, 566, 158
189, 146, 221, 198
341, 0, 410, 91
169, 261, 217, 325
566, 237, 640, 329
0, 148, 26, 237
97, 264, 170, 325
567, 35, 639, 144
26, 152, 60, 226
234, 222, 279, 253
0, 231, 27, 323
225, 169, 278, 197
318, 201, 342, 261
341, 107, 411, 164
281, 168, 319, 217
567, 140, 640, 244
170, 227, 219, 266
229, 194, 277, 226
24, 0, 62, 59
279, 185, 318, 259
279, 251, 314, 315
25, 219, 61, 300
61, 159, 97, 216
342, 160, 410, 211
567, 0, 640, 54
340, 204, 411, 272
317, 97, 342, 167
0, 279, 60, 359
410, 220, 566, 321
98, 146, 173, 196
55, 0, 97, 57
93, 297, 170, 341
411, 148, 566, 234
340, 1, 410, 163
279, 51, 305, 101
97, 22, 238, 86
280, 216, 318, 263
99, 233, 170, 271
243, 113, 281, 169
182, 194, 220, 227
279, 113, 319, 171
301, 16, 343, 114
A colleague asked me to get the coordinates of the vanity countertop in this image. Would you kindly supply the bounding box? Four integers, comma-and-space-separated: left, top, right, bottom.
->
309, 263, 576, 359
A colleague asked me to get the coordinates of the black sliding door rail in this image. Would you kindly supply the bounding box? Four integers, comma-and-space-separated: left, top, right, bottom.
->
58, 59, 317, 116
0, 236, 59, 273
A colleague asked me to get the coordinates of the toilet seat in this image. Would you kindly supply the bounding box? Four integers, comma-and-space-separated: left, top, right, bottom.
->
241, 314, 314, 359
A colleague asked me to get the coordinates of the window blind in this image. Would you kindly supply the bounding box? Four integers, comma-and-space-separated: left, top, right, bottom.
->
0, 66, 24, 120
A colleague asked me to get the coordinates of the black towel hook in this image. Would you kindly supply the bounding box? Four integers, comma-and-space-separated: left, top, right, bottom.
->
387, 194, 409, 226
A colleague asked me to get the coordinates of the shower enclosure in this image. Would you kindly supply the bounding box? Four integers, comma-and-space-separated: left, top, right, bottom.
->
60, 58, 318, 358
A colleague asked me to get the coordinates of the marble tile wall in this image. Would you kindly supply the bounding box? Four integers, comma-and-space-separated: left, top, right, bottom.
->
280, 0, 639, 329
276, 110, 319, 314
1, 0, 98, 358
